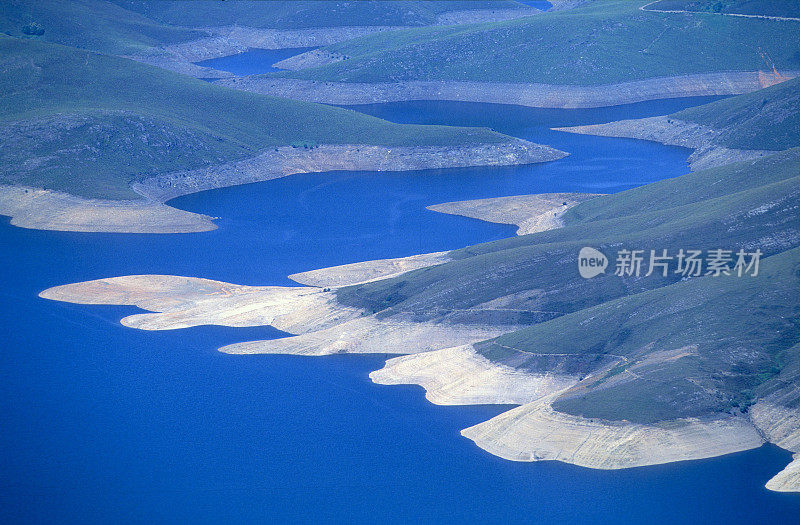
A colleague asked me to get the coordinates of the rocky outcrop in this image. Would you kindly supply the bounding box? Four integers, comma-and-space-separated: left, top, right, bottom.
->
134, 141, 567, 202
0, 186, 215, 234
427, 193, 601, 235
555, 116, 774, 170
218, 71, 799, 108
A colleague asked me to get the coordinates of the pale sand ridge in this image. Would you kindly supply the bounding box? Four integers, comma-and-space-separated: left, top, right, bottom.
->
428, 193, 601, 235
289, 251, 450, 287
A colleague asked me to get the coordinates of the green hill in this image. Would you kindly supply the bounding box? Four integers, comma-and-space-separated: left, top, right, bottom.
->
275, 0, 800, 84
0, 0, 202, 56
650, 0, 800, 18
338, 149, 800, 321
671, 76, 800, 150
111, 1, 527, 29
336, 148, 800, 423
0, 0, 529, 59
0, 36, 509, 199
479, 246, 800, 423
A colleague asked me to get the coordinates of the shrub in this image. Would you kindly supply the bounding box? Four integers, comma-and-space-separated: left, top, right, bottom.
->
22, 22, 45, 36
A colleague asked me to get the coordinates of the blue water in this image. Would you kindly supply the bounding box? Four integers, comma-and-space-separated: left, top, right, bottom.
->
2, 98, 800, 523
519, 0, 553, 10
195, 47, 317, 75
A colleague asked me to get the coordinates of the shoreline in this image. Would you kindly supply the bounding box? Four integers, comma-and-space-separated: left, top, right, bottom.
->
1, 139, 564, 234
427, 193, 602, 235
37, 264, 800, 491
134, 140, 565, 202
216, 71, 799, 108
555, 116, 774, 170
460, 392, 765, 469
129, 7, 544, 78
0, 185, 216, 234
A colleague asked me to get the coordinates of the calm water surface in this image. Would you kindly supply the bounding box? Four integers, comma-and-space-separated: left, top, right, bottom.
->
2, 97, 799, 523
195, 47, 316, 75
519, 0, 553, 10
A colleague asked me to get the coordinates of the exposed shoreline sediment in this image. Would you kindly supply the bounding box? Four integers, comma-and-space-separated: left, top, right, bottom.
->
130, 8, 543, 77
39, 266, 798, 490
34, 179, 800, 491
133, 140, 564, 202
750, 403, 800, 492
460, 394, 764, 468
2, 139, 564, 233
289, 251, 451, 287
0, 185, 216, 234
555, 116, 774, 170
427, 193, 601, 235
217, 71, 799, 108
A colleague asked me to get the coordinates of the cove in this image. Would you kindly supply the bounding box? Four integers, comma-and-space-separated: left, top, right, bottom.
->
2, 98, 799, 523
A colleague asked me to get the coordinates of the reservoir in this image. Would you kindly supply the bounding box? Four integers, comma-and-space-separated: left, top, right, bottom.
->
3, 98, 799, 523
195, 47, 316, 75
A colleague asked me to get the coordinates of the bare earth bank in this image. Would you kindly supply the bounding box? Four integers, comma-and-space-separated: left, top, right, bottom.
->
555, 116, 775, 170
37, 259, 800, 491
428, 193, 602, 235
1, 140, 564, 234
217, 71, 799, 108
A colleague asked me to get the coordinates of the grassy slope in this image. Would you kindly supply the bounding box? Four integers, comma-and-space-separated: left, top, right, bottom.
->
337, 149, 800, 319
481, 247, 800, 423
337, 149, 800, 422
0, 0, 203, 56
276, 0, 800, 84
110, 1, 526, 29
0, 37, 509, 199
671, 76, 800, 150
651, 0, 800, 18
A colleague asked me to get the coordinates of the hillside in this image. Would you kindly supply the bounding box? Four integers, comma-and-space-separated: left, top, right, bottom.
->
274, 0, 800, 85
111, 1, 529, 29
0, 36, 512, 199
0, 0, 202, 56
338, 149, 800, 320
336, 148, 800, 423
477, 246, 800, 423
649, 0, 800, 18
672, 76, 800, 150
